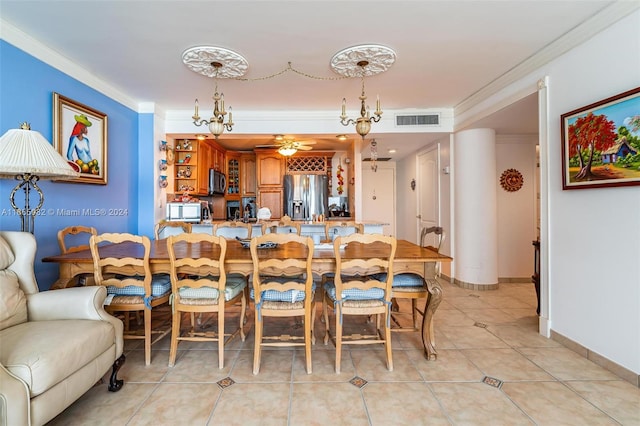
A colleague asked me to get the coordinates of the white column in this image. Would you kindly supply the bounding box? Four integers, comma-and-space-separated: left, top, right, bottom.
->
453, 128, 498, 289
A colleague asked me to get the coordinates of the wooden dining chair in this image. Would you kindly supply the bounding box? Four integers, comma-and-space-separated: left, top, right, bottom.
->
250, 233, 315, 374
322, 233, 397, 373
213, 221, 252, 239
166, 233, 247, 368
57, 225, 97, 286
90, 232, 172, 365
265, 215, 301, 235
386, 226, 445, 332
154, 221, 192, 239
324, 221, 363, 241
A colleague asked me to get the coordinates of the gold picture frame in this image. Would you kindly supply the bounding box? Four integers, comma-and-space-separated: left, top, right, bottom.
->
53, 92, 108, 184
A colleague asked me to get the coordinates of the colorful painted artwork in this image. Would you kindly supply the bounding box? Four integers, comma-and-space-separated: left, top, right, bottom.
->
53, 93, 108, 185
561, 87, 640, 189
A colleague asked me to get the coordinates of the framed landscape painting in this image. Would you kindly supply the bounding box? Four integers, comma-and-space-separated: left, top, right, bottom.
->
53, 92, 108, 184
561, 87, 640, 190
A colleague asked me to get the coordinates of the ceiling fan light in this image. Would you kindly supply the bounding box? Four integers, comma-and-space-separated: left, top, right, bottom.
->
278, 146, 297, 156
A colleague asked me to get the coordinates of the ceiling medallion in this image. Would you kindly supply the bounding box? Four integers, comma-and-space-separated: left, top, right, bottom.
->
500, 169, 524, 192
330, 44, 396, 77
182, 46, 248, 78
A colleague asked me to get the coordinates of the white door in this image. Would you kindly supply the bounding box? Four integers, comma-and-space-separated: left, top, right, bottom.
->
361, 164, 396, 236
417, 147, 439, 247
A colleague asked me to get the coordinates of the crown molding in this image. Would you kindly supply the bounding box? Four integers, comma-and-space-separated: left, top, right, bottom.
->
1, 19, 140, 112
454, 1, 640, 116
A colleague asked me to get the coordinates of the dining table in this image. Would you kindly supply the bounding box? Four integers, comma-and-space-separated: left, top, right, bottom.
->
42, 238, 452, 360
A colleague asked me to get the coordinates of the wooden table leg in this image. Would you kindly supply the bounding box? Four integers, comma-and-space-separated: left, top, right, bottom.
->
49, 263, 87, 289
421, 277, 443, 360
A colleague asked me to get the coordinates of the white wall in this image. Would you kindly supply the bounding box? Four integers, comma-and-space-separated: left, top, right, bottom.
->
543, 11, 640, 373
456, 10, 640, 374
397, 136, 453, 276
496, 135, 538, 279
396, 154, 417, 242
396, 8, 640, 375
361, 161, 396, 236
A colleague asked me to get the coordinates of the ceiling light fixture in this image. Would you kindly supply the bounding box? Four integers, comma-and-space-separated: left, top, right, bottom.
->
0, 122, 79, 233
277, 146, 297, 157
195, 134, 207, 140
336, 134, 348, 141
331, 44, 396, 140
183, 46, 248, 139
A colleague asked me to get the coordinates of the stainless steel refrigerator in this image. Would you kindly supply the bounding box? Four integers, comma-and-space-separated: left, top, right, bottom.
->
283, 174, 328, 221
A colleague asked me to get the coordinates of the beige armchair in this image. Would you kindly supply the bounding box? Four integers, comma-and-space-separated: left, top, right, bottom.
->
0, 231, 125, 426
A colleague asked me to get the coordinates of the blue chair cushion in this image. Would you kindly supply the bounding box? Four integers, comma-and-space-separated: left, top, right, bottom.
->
107, 274, 171, 296
324, 280, 385, 301
250, 276, 316, 302
178, 274, 247, 301
376, 272, 425, 288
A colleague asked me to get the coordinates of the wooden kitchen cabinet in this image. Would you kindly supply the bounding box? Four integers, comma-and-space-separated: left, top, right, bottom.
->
241, 153, 256, 196
174, 140, 202, 195
257, 189, 283, 219
226, 152, 240, 199
255, 150, 284, 219
256, 151, 284, 187
173, 138, 226, 196
196, 140, 212, 195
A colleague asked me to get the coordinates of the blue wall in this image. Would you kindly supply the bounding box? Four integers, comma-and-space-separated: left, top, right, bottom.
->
0, 41, 147, 289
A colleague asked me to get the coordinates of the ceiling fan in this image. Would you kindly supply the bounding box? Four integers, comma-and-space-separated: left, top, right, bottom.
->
255, 135, 316, 156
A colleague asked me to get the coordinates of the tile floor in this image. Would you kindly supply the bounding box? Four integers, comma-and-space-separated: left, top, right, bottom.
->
48, 280, 640, 425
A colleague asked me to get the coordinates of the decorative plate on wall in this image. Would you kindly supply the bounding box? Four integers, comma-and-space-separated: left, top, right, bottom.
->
500, 168, 524, 192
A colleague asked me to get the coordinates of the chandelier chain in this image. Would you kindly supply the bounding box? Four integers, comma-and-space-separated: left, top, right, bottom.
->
233, 62, 349, 82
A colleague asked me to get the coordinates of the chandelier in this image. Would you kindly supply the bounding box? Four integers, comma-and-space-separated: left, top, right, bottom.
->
183, 46, 248, 139
331, 44, 396, 139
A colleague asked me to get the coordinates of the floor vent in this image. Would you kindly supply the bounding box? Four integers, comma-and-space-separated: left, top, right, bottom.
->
396, 114, 440, 126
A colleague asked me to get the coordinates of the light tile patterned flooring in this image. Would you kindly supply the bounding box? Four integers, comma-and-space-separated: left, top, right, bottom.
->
48, 280, 640, 425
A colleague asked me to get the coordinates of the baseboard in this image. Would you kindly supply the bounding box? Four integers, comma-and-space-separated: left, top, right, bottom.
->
498, 277, 530, 283
550, 330, 639, 388
453, 278, 499, 291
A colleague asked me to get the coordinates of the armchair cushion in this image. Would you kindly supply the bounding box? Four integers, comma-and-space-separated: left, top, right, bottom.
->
0, 269, 27, 330
0, 235, 15, 269
0, 319, 116, 397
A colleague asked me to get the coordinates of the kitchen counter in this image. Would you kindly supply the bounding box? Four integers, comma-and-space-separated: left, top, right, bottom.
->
191, 220, 387, 238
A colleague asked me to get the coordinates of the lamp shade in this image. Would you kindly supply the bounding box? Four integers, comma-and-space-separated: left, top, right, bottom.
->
277, 147, 297, 156
0, 127, 79, 179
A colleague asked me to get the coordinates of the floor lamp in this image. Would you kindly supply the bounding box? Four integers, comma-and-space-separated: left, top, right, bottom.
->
0, 123, 79, 233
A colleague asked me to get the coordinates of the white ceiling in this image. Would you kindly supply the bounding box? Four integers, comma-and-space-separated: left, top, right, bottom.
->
0, 0, 619, 159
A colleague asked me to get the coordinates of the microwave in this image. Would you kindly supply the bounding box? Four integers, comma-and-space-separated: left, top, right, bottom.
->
209, 169, 227, 195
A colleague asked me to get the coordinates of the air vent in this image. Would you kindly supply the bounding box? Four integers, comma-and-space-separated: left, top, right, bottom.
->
363, 158, 391, 162
395, 114, 440, 126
